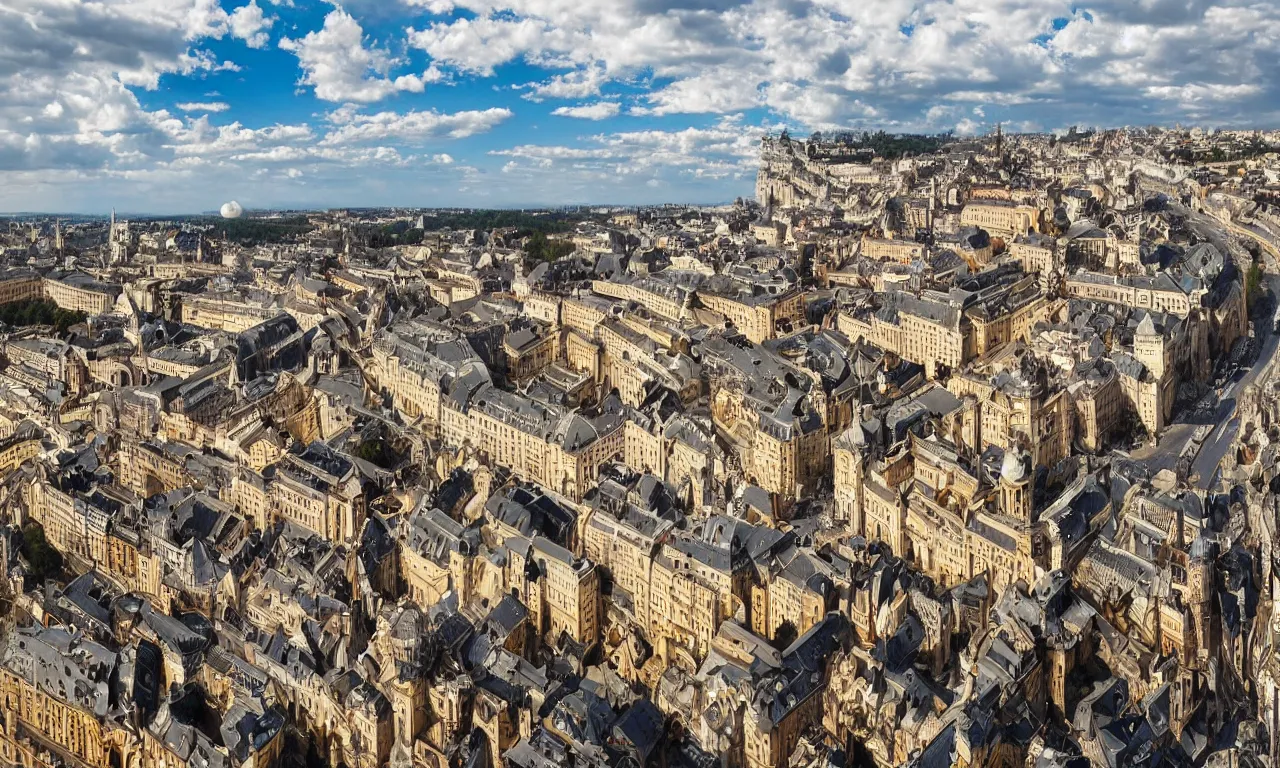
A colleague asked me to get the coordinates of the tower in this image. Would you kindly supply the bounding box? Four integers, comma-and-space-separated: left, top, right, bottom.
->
1134, 313, 1165, 380
54, 219, 63, 253
388, 673, 428, 749
833, 430, 866, 534
109, 208, 129, 264
928, 177, 937, 240
999, 449, 1032, 521
1186, 535, 1214, 664
513, 256, 529, 299
848, 449, 865, 535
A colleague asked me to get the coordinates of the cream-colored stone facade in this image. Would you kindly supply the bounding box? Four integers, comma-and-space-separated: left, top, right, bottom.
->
1064, 272, 1201, 316
837, 301, 969, 379
959, 202, 1041, 238
181, 296, 281, 333
698, 289, 803, 345
860, 237, 925, 264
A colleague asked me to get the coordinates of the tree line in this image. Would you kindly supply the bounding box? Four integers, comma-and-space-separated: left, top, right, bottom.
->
0, 300, 87, 333
806, 130, 956, 159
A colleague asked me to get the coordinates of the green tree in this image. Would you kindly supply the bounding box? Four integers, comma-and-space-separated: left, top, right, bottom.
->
404, 209, 589, 234
355, 439, 400, 469
523, 231, 576, 264
200, 215, 314, 245
771, 619, 798, 651
524, 231, 549, 258
0, 300, 83, 332
1248, 261, 1264, 301
20, 524, 62, 582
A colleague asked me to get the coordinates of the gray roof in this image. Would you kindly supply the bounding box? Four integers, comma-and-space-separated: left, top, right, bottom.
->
0, 625, 118, 719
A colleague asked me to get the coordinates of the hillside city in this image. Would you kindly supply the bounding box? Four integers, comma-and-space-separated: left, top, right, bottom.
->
4, 125, 1280, 768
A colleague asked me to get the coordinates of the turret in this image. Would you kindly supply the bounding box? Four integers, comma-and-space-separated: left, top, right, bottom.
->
999, 449, 1032, 521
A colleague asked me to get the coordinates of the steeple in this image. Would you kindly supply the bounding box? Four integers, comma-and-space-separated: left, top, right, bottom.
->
928, 177, 937, 239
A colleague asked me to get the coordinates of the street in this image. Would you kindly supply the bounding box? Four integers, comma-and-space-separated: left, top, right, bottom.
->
1132, 223, 1280, 488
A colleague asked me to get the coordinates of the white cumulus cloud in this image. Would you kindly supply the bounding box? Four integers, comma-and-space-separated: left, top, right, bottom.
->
227, 0, 274, 49
402, 0, 1280, 131
6, 0, 1280, 210
279, 9, 429, 102
407, 15, 562, 76
551, 102, 621, 120
319, 107, 514, 145
176, 101, 231, 113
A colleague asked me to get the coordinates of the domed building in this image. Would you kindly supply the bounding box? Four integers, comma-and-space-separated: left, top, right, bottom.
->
1000, 448, 1032, 520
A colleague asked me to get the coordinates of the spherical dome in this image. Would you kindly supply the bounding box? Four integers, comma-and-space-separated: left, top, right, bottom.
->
1000, 450, 1028, 483
220, 201, 243, 219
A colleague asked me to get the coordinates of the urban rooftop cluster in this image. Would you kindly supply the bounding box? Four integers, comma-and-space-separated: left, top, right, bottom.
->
3, 124, 1280, 768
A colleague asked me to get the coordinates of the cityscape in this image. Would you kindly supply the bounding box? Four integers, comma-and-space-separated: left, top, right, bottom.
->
2, 123, 1280, 768
9, 3, 1280, 768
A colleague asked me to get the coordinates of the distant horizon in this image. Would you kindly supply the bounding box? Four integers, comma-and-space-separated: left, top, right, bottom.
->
0, 201, 740, 219
7, 121, 1277, 219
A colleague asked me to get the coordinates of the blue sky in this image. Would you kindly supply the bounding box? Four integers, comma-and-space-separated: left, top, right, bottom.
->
2, 0, 1279, 214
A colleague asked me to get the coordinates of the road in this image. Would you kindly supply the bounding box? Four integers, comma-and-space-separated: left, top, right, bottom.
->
1188, 291, 1280, 488
1132, 222, 1280, 488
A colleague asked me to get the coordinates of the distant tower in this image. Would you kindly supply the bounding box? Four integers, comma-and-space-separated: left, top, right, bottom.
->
512, 258, 529, 299
54, 219, 63, 253
109, 209, 130, 264
110, 208, 119, 262
928, 177, 937, 240
995, 123, 1003, 158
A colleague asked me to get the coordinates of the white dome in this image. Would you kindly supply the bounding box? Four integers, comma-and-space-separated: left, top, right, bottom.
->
220, 201, 243, 219
1000, 450, 1027, 483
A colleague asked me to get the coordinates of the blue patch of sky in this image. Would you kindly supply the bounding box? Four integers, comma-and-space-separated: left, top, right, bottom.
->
1033, 16, 1072, 47
116, 0, 795, 202
141, 0, 775, 152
